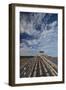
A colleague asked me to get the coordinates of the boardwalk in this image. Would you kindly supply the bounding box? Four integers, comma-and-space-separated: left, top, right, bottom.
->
20, 55, 58, 78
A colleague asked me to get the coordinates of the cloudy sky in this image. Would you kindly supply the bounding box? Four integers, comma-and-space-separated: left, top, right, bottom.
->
20, 12, 58, 57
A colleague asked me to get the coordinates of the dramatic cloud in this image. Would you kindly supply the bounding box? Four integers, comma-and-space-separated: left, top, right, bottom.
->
20, 12, 58, 56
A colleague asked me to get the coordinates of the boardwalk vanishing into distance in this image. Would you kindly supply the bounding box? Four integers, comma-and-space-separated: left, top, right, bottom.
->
20, 55, 58, 78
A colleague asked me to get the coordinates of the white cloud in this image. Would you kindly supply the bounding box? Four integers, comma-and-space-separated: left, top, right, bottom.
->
20, 13, 46, 35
